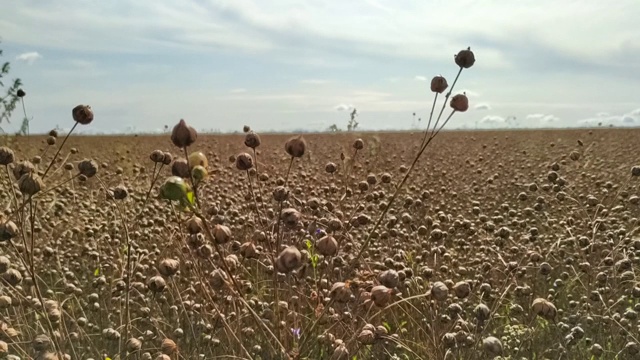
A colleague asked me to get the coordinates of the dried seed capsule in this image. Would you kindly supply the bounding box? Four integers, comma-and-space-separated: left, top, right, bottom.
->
171, 119, 197, 148
0, 147, 14, 166
18, 173, 44, 196
235, 153, 253, 171
0, 221, 18, 242
455, 47, 475, 68
12, 160, 35, 179
316, 236, 338, 256
171, 158, 190, 178
285, 136, 307, 158
430, 76, 448, 94
275, 246, 302, 273
150, 150, 165, 163
353, 138, 364, 150
162, 152, 173, 165
482, 336, 503, 356
161, 338, 177, 355
531, 298, 557, 320
72, 105, 94, 125
126, 338, 142, 352
244, 131, 261, 148
113, 185, 128, 200
158, 259, 180, 277
450, 94, 469, 112
77, 159, 98, 178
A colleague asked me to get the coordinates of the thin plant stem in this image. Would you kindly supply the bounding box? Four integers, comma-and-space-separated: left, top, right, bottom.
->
43, 122, 79, 179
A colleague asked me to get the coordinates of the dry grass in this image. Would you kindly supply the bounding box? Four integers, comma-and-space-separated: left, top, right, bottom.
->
0, 126, 639, 360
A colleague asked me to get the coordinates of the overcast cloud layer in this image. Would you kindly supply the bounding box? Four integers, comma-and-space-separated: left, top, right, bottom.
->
1, 0, 639, 134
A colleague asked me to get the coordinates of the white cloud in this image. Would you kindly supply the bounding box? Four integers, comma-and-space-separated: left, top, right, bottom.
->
457, 89, 480, 98
480, 115, 506, 124
335, 104, 354, 111
230, 88, 248, 94
15, 51, 42, 64
526, 113, 559, 123
474, 103, 491, 110
578, 109, 639, 126
414, 76, 427, 81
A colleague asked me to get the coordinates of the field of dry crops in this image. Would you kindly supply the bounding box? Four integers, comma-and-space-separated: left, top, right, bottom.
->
1, 127, 640, 360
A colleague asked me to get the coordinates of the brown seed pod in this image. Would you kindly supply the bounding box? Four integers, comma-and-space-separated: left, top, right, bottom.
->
430, 76, 448, 94
171, 119, 197, 148
235, 153, 254, 171
48, 129, 58, 138
450, 94, 469, 112
281, 208, 302, 228
272, 186, 289, 202
32, 334, 52, 352
430, 281, 449, 301
155, 355, 171, 360
18, 173, 44, 196
275, 246, 302, 273
482, 336, 503, 356
370, 285, 392, 307
0, 256, 10, 274
171, 158, 190, 178
285, 136, 307, 158
243, 125, 251, 133
212, 224, 232, 244
2, 269, 22, 286
244, 131, 261, 149
325, 162, 337, 174
0, 147, 14, 166
378, 269, 399, 288
240, 242, 259, 259
329, 282, 352, 302
158, 259, 180, 277
531, 298, 557, 320
0, 221, 19, 241
126, 338, 142, 352
0, 340, 7, 356
357, 329, 375, 345
46, 136, 56, 146
453, 281, 471, 298
455, 47, 475, 68
316, 235, 338, 256
72, 105, 94, 125
353, 138, 364, 150
150, 150, 165, 163
147, 275, 166, 293
631, 166, 640, 177
77, 159, 98, 178
12, 160, 35, 179
161, 338, 177, 355
186, 216, 203, 234
0, 295, 12, 309
162, 152, 173, 165
112, 185, 128, 200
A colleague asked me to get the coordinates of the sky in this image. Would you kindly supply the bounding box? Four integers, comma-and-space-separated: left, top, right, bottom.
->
1, 0, 639, 134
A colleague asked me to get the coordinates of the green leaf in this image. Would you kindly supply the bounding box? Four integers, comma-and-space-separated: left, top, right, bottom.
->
399, 320, 407, 329
304, 239, 312, 250
382, 321, 391, 332
94, 268, 100, 277
186, 190, 195, 205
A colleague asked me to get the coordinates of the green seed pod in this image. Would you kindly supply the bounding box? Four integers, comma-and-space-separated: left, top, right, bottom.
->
160, 176, 188, 201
